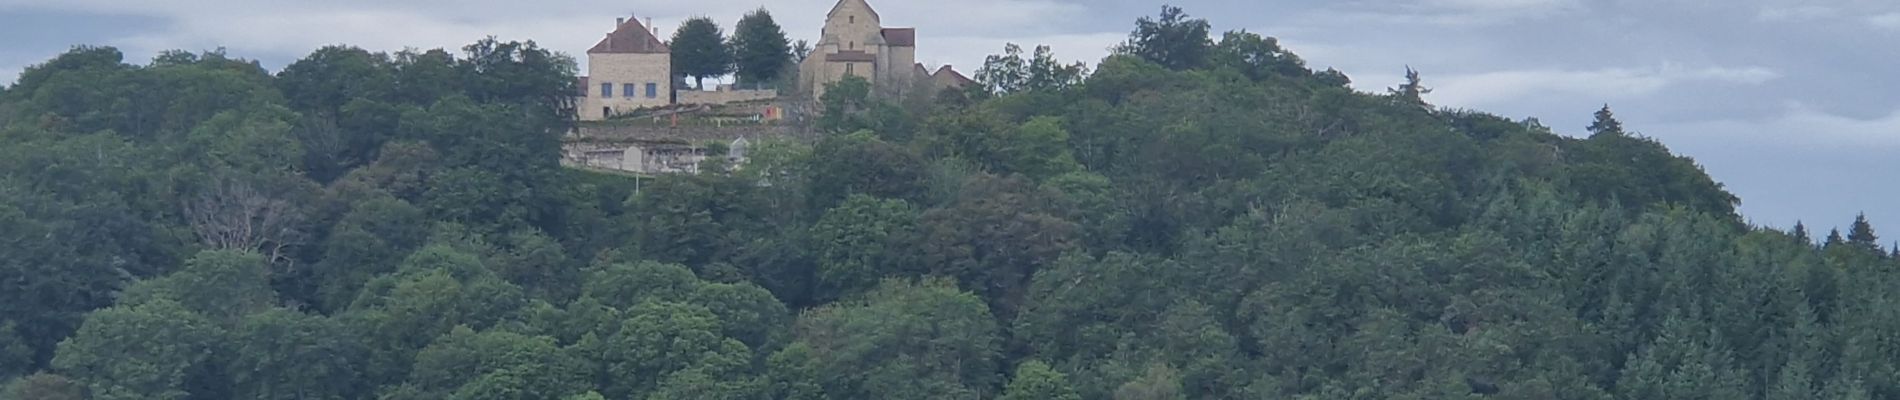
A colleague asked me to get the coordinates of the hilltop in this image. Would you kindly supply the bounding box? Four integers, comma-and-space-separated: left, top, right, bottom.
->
1, 6, 1896, 400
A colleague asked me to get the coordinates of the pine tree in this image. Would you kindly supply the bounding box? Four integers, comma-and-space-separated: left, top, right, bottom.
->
730, 8, 792, 88
1389, 66, 1430, 107
1848, 213, 1878, 247
1588, 104, 1625, 137
670, 17, 734, 90
1825, 229, 1846, 249
1793, 221, 1811, 245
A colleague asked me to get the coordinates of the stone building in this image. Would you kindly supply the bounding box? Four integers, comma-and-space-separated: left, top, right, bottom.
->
577, 16, 673, 121
798, 0, 923, 99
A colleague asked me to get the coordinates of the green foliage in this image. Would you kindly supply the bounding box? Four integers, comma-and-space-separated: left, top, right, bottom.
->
811, 194, 920, 298
795, 278, 1000, 399
0, 323, 30, 381
977, 43, 1089, 95
1003, 360, 1082, 400
0, 373, 86, 400
917, 174, 1075, 314
0, 14, 1887, 400
119, 250, 277, 325
51, 300, 223, 400
1117, 6, 1213, 70
229, 310, 365, 400
806, 131, 929, 211
730, 8, 793, 88
1211, 30, 1311, 81
404, 327, 589, 399
671, 17, 735, 89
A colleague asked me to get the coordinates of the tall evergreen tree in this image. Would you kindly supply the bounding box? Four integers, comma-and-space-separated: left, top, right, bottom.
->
1389, 66, 1431, 107
670, 17, 734, 90
730, 9, 792, 88
1848, 213, 1878, 248
1588, 104, 1625, 137
1793, 221, 1811, 244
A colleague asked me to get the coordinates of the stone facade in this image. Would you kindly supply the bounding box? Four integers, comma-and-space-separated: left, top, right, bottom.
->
577, 17, 673, 121
799, 0, 920, 99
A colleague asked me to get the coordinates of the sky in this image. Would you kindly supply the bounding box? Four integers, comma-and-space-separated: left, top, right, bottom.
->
1, 0, 1895, 233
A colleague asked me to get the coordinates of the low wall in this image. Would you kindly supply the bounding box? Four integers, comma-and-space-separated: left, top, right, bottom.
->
677, 89, 778, 105
574, 123, 813, 143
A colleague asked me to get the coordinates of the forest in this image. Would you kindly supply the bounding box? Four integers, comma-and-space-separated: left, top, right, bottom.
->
1, 5, 1896, 400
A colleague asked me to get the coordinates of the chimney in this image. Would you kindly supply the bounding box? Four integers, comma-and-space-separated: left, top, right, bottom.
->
648, 17, 656, 36
616, 17, 625, 27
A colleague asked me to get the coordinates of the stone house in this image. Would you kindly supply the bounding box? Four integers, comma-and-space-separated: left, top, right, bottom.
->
577, 16, 673, 121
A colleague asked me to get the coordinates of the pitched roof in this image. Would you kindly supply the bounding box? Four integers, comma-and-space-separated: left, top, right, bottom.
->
827, 50, 876, 62
828, 0, 881, 21
881, 28, 915, 47
588, 17, 670, 54
913, 63, 930, 76
933, 65, 975, 86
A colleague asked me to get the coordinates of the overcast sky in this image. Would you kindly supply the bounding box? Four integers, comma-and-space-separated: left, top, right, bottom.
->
2, 0, 1895, 233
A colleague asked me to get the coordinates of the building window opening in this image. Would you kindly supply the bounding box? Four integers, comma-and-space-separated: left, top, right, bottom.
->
849, 16, 855, 24
603, 107, 611, 119
646, 83, 658, 98
600, 83, 613, 98
623, 84, 635, 99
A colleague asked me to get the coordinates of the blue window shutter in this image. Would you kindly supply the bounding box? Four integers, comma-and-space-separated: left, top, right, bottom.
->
647, 83, 658, 98
600, 83, 613, 98
624, 84, 635, 99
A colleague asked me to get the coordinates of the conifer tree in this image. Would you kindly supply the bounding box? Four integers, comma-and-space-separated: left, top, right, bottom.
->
1588, 104, 1625, 137
1793, 221, 1811, 244
1848, 213, 1878, 247
1390, 66, 1431, 107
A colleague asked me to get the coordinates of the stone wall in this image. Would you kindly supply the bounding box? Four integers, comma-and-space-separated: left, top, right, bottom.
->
677, 88, 779, 105
574, 123, 814, 143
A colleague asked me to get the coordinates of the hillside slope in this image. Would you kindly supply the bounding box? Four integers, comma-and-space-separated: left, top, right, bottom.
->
1, 8, 1895, 400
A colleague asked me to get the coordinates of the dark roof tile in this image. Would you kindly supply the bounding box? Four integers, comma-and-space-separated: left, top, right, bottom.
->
881, 28, 915, 47
588, 17, 670, 54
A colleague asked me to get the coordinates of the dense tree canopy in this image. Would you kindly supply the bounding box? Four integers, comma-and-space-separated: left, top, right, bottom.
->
730, 8, 794, 88
0, 6, 1888, 400
670, 17, 735, 90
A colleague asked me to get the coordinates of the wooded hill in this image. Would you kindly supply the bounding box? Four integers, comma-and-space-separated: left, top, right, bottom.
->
1, 6, 1892, 400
